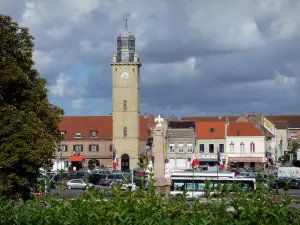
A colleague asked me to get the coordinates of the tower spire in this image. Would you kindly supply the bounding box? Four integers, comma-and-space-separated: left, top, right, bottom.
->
125, 13, 130, 30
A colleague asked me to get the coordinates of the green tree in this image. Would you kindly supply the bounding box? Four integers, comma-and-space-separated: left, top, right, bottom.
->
291, 141, 299, 152
0, 15, 63, 200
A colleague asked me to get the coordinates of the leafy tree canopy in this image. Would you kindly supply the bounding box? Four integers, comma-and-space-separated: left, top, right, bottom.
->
0, 15, 63, 200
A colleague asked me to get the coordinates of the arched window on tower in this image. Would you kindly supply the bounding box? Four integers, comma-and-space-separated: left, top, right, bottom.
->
123, 127, 127, 137
123, 100, 127, 112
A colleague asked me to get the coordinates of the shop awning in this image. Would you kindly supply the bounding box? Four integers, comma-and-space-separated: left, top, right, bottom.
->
228, 157, 264, 163
68, 156, 85, 162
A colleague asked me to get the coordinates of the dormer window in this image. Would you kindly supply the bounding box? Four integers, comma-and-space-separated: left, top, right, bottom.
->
60, 131, 67, 138
90, 130, 98, 138
75, 132, 82, 138
210, 128, 214, 133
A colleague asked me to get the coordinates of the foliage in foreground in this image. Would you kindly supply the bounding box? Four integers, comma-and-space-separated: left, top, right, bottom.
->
1, 178, 300, 225
0, 14, 63, 200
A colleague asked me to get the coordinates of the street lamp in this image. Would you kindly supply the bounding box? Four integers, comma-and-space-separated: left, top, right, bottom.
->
60, 151, 63, 170
56, 150, 63, 173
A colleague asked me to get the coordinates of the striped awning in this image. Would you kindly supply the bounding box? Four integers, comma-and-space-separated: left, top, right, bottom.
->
228, 157, 264, 163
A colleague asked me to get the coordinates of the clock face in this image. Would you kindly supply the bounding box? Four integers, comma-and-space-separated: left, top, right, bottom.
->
121, 71, 129, 80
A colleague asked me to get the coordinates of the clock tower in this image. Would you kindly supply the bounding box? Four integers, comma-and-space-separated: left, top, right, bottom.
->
111, 23, 142, 170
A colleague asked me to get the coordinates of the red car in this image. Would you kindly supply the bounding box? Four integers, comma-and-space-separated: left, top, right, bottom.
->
134, 169, 145, 177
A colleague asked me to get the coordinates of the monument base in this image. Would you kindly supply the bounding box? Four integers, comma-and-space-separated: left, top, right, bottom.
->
154, 178, 172, 200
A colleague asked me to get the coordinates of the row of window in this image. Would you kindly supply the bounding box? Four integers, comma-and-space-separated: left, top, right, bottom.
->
61, 127, 129, 138
169, 143, 256, 153
169, 144, 224, 153
199, 144, 225, 153
59, 144, 113, 152
229, 142, 256, 152
169, 144, 194, 153
117, 40, 135, 49
60, 130, 98, 139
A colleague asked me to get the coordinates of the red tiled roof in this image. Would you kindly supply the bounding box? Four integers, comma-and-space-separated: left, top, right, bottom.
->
227, 122, 264, 136
265, 115, 300, 128
59, 116, 148, 140
271, 121, 288, 129
196, 121, 225, 139
183, 115, 300, 128
183, 116, 239, 122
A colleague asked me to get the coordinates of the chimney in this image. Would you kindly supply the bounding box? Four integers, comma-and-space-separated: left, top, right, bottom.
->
260, 112, 265, 126
226, 116, 229, 125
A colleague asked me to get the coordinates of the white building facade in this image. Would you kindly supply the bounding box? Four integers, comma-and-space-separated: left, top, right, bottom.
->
226, 136, 266, 169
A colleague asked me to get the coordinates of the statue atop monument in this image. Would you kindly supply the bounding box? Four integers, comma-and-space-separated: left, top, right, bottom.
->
155, 114, 164, 127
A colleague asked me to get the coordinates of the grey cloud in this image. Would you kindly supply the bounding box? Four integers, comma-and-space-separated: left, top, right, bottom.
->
0, 0, 26, 20
1, 0, 300, 117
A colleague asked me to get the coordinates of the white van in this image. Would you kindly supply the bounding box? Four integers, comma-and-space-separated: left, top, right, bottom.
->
278, 167, 300, 178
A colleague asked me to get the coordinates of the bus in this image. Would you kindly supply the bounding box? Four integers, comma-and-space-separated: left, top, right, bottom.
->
170, 176, 256, 199
171, 170, 235, 178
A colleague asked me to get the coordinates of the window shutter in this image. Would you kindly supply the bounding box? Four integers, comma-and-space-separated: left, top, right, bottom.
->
89, 145, 91, 151
97, 145, 99, 151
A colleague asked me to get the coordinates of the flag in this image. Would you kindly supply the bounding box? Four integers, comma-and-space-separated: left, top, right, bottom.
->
191, 153, 200, 169
112, 152, 118, 170
217, 150, 224, 170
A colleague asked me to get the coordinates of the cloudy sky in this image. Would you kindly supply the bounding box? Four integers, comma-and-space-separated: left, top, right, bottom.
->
2, 0, 300, 118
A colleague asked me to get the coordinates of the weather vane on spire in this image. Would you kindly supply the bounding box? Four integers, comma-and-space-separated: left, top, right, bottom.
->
125, 13, 130, 30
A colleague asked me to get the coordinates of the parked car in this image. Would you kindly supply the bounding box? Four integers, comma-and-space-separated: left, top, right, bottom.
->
66, 179, 95, 189
133, 169, 145, 177
271, 178, 291, 189
77, 168, 91, 174
289, 179, 300, 189
99, 173, 125, 186
122, 172, 143, 187
236, 172, 256, 178
50, 173, 72, 189
109, 180, 135, 191
88, 173, 102, 185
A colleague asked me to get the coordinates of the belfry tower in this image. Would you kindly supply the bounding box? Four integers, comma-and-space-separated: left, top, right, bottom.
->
111, 18, 142, 170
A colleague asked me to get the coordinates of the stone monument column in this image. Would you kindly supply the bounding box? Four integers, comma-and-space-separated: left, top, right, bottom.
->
152, 115, 171, 198
152, 124, 165, 179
